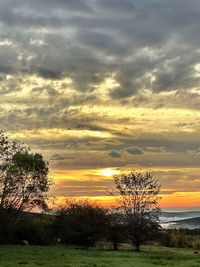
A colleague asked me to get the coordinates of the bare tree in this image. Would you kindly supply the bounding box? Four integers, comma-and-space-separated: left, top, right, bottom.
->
112, 171, 161, 251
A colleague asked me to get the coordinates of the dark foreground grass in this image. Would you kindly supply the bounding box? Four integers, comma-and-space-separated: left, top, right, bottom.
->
0, 245, 199, 267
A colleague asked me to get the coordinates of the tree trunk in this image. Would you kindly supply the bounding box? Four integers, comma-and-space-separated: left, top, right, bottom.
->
113, 240, 118, 251
135, 242, 140, 252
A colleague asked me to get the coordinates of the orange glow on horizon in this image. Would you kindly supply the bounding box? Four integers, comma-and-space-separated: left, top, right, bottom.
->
49, 167, 200, 209
160, 192, 200, 207
49, 191, 200, 209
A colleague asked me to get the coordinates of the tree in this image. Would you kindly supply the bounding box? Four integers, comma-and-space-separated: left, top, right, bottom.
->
169, 229, 189, 248
55, 198, 108, 249
0, 131, 52, 214
111, 171, 161, 251
107, 211, 125, 250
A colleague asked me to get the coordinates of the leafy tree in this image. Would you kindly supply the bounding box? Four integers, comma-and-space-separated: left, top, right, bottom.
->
0, 131, 52, 214
14, 213, 55, 245
107, 211, 125, 250
169, 229, 189, 248
111, 171, 161, 251
55, 198, 108, 249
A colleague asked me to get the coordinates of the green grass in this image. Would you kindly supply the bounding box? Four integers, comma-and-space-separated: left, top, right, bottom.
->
0, 245, 199, 267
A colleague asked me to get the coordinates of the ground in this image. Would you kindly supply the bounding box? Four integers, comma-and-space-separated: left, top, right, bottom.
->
0, 245, 199, 267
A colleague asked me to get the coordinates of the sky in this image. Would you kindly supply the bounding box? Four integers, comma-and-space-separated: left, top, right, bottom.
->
1, 0, 200, 208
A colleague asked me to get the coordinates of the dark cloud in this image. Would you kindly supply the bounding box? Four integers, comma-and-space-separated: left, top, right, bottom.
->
0, 0, 95, 17
1, 0, 200, 97
126, 147, 144, 155
110, 84, 139, 99
96, 0, 135, 13
108, 150, 121, 158
1, 0, 200, 199
51, 154, 74, 161
77, 30, 127, 56
37, 69, 62, 80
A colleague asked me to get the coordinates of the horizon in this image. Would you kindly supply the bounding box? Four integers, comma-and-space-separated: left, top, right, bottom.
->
1, 0, 200, 209
161, 207, 200, 212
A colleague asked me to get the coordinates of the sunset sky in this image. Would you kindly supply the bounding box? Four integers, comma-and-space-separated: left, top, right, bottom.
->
1, 0, 200, 208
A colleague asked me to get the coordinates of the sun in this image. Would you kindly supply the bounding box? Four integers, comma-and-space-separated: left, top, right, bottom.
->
99, 168, 121, 177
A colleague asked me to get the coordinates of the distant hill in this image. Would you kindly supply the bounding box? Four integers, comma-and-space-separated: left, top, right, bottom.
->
168, 216, 200, 229
161, 211, 200, 219
160, 211, 200, 229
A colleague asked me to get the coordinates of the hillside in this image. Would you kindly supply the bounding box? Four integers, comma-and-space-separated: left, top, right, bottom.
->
161, 211, 200, 221
160, 211, 200, 229
168, 217, 200, 229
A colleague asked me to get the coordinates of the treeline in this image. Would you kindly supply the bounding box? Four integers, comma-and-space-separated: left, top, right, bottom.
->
1, 200, 200, 251
0, 200, 126, 249
159, 228, 200, 250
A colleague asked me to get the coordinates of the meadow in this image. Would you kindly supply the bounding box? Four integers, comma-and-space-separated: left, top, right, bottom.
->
0, 245, 199, 267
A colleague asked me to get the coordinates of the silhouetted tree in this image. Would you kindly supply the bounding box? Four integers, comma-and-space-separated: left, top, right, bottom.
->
107, 211, 125, 250
0, 131, 52, 244
14, 212, 55, 245
111, 171, 161, 251
55, 198, 108, 249
0, 131, 52, 214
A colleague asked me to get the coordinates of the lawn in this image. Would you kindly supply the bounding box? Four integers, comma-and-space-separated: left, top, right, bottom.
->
0, 245, 199, 267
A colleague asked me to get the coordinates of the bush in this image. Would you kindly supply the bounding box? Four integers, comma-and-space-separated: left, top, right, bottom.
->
11, 212, 55, 245
169, 229, 189, 248
55, 199, 108, 248
192, 239, 200, 250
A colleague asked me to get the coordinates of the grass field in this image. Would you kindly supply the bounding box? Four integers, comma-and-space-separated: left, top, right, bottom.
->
0, 245, 199, 267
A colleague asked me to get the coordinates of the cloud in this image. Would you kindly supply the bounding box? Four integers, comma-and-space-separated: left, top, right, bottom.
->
110, 86, 138, 99
96, 0, 135, 13
37, 69, 62, 80
126, 147, 144, 155
108, 150, 121, 158
51, 154, 74, 161
0, 0, 95, 18
1, 0, 200, 98
145, 146, 166, 153
187, 148, 200, 156
0, 0, 200, 198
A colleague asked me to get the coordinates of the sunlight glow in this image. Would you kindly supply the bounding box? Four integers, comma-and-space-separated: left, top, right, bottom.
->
8, 128, 112, 140
99, 168, 121, 177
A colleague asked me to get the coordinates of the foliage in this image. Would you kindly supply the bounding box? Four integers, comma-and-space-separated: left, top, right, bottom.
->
0, 131, 52, 214
169, 229, 189, 248
55, 198, 108, 248
159, 229, 200, 250
106, 211, 126, 250
192, 239, 200, 250
14, 212, 55, 245
111, 171, 161, 251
